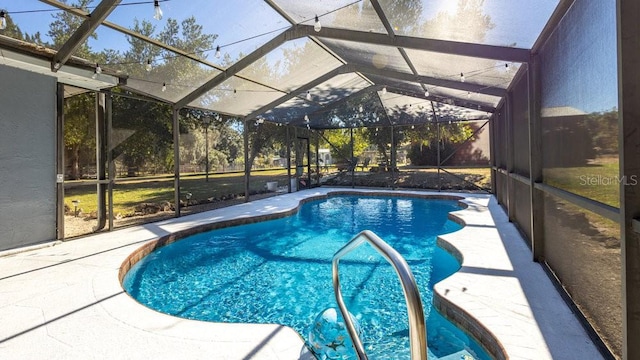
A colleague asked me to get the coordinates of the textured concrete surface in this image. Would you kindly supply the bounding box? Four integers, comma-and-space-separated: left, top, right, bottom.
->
0, 188, 603, 359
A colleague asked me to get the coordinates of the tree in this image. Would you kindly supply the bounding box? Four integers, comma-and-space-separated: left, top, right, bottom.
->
587, 109, 618, 155
64, 93, 96, 179
109, 16, 217, 174
363, 126, 404, 165
320, 128, 368, 163
247, 121, 286, 170
111, 94, 173, 175
47, 0, 96, 59
420, 0, 494, 43
1, 13, 25, 40
405, 121, 475, 165
218, 120, 243, 170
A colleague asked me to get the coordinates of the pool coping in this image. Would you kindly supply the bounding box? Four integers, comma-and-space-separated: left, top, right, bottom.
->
0, 188, 603, 359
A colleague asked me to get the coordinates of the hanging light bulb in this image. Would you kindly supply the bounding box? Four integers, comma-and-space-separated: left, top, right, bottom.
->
145, 58, 152, 72
153, 0, 163, 20
411, 125, 415, 129
0, 11, 7, 31
314, 15, 321, 32
304, 114, 309, 122
92, 63, 101, 79
424, 89, 430, 97
381, 86, 387, 95
306, 91, 311, 101
358, 104, 363, 113
162, 82, 167, 92
215, 45, 221, 58
460, 72, 465, 82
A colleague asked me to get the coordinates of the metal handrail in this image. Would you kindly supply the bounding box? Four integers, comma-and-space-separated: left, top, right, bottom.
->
332, 230, 428, 360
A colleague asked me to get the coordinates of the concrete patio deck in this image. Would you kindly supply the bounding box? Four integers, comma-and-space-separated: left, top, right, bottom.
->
0, 188, 603, 359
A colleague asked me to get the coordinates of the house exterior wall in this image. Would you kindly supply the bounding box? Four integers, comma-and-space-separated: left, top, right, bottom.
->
0, 64, 57, 251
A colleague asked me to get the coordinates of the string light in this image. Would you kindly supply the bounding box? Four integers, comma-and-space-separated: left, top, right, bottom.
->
304, 114, 309, 122
306, 91, 311, 101
0, 10, 7, 31
314, 15, 321, 32
161, 82, 166, 92
4, 1, 514, 108
424, 89, 430, 97
153, 0, 163, 20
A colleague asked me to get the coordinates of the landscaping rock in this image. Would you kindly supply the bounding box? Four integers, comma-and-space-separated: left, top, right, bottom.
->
134, 202, 161, 214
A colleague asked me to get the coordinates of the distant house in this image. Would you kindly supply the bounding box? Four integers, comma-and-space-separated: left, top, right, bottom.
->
318, 149, 332, 165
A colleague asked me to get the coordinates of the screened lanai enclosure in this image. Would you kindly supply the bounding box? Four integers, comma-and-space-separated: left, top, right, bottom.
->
0, 0, 639, 359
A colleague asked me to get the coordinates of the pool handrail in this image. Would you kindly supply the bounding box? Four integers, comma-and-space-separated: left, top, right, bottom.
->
332, 230, 428, 360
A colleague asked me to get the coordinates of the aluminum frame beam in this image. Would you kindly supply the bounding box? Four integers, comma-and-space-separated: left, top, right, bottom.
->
532, 0, 576, 54
174, 27, 306, 109
244, 65, 348, 120
296, 24, 531, 63
51, 0, 122, 71
369, 0, 436, 103
380, 87, 496, 114
348, 64, 507, 97
618, 0, 640, 357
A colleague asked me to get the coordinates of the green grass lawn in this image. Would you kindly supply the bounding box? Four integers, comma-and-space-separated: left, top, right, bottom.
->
64, 169, 291, 216
65, 162, 620, 217
544, 158, 620, 208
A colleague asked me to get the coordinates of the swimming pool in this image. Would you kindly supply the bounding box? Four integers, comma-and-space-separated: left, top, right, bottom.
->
123, 195, 491, 359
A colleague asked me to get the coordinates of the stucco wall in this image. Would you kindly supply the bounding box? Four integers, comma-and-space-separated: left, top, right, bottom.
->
0, 65, 57, 251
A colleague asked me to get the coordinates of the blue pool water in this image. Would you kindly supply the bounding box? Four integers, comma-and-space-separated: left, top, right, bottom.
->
123, 195, 491, 359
